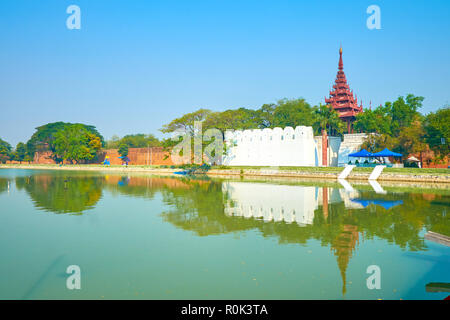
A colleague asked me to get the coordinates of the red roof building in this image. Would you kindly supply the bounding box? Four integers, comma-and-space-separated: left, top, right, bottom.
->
325, 47, 363, 133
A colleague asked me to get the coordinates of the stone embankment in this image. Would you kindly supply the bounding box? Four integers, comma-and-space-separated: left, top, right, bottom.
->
1, 164, 448, 183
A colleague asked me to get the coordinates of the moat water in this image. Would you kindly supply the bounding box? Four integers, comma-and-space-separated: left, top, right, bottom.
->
0, 168, 449, 300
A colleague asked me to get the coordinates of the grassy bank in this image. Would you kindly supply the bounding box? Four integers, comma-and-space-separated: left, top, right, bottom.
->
213, 165, 450, 176
0, 163, 449, 183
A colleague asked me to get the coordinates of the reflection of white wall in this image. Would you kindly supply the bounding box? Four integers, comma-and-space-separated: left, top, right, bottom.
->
338, 188, 363, 209
222, 182, 370, 225
223, 126, 316, 166
222, 182, 319, 226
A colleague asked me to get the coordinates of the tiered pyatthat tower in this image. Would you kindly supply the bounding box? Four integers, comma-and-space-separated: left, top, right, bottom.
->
325, 47, 363, 133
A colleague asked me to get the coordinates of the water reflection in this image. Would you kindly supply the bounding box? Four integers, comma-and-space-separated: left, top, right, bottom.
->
6, 171, 450, 296
15, 174, 104, 214
350, 198, 403, 210
222, 182, 318, 225
0, 178, 9, 195
158, 178, 448, 295
9, 173, 449, 242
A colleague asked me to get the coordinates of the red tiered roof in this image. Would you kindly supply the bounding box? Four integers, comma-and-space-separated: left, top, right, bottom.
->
325, 47, 363, 133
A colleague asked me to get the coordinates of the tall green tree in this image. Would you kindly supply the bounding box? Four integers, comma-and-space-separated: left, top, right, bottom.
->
9, 151, 19, 162
106, 135, 121, 149
388, 94, 424, 135
355, 94, 423, 136
24, 155, 33, 164
26, 122, 104, 159
161, 109, 212, 136
160, 108, 212, 153
258, 103, 276, 128
106, 134, 161, 152
396, 116, 428, 158
119, 134, 161, 148
118, 143, 129, 157
313, 104, 344, 136
272, 98, 316, 128
53, 124, 102, 164
424, 106, 450, 159
354, 105, 392, 134
15, 142, 27, 163
203, 108, 261, 138
0, 138, 12, 164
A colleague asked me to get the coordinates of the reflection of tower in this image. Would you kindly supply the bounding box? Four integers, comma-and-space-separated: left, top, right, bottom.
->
330, 224, 359, 296
322, 187, 329, 220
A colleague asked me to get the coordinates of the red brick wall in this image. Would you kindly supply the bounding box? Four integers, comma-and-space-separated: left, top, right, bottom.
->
99, 147, 173, 165
30, 147, 174, 166
34, 151, 55, 164
409, 151, 449, 168
422, 162, 449, 169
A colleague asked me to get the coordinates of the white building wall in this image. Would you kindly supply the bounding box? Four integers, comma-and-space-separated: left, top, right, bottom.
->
223, 126, 317, 167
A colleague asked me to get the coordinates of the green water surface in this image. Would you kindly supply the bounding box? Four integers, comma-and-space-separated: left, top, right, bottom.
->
0, 169, 448, 300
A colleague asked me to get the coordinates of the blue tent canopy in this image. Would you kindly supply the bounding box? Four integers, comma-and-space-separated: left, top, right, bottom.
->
371, 148, 402, 157
348, 149, 373, 157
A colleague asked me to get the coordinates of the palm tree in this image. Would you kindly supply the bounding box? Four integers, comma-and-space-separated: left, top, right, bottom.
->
314, 104, 344, 137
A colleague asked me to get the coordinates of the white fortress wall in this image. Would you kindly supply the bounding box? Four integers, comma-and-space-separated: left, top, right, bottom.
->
223, 126, 316, 167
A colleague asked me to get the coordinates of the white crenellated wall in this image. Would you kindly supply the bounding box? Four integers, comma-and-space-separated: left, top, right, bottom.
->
223, 126, 317, 166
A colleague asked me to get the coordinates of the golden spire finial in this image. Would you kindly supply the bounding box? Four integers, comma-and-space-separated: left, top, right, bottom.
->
339, 46, 342, 54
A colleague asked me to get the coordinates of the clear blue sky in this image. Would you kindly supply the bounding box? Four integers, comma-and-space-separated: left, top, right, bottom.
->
1, 0, 449, 145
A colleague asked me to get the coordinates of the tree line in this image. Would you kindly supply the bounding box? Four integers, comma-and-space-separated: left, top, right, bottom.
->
160, 98, 342, 140
0, 94, 448, 164
160, 94, 449, 163
355, 94, 449, 162
0, 122, 162, 164
105, 133, 161, 157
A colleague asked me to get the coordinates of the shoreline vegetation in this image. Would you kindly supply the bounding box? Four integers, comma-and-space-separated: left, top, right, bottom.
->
0, 95, 449, 169
1, 163, 448, 184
